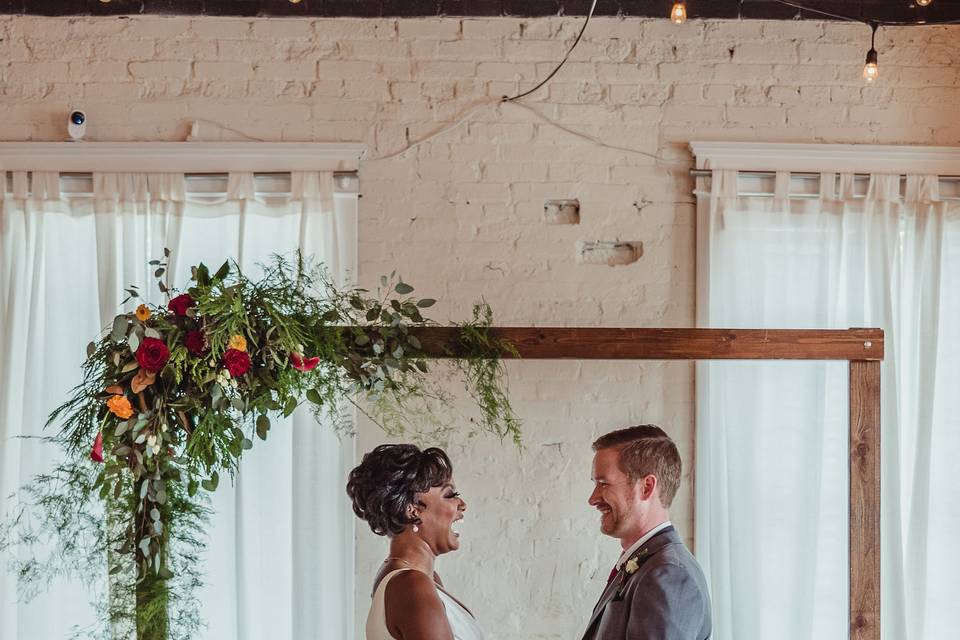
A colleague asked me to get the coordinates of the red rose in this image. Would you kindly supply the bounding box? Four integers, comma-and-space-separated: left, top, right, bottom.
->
223, 348, 251, 377
290, 351, 320, 372
184, 330, 207, 356
90, 431, 104, 463
168, 293, 195, 317
136, 337, 170, 373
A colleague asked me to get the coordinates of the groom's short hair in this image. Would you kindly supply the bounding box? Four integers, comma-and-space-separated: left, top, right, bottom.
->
592, 425, 681, 508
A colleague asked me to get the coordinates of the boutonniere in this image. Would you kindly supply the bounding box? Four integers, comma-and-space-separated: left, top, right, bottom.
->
613, 548, 651, 601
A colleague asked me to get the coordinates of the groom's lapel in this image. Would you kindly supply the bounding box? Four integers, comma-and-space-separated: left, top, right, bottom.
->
583, 527, 679, 635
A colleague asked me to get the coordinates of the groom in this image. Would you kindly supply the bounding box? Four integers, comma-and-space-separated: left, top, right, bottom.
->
582, 425, 711, 640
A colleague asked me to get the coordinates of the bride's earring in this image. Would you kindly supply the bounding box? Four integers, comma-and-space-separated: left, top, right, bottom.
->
412, 524, 419, 533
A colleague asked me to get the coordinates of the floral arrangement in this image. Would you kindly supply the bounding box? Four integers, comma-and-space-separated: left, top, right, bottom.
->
2, 251, 518, 640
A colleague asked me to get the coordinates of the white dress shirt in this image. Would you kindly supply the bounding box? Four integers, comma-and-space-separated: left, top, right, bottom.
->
615, 520, 673, 570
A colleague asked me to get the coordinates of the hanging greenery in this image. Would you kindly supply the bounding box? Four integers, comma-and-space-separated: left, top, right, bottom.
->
1, 251, 519, 640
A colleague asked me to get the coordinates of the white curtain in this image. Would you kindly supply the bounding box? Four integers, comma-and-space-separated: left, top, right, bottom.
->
696, 170, 960, 640
0, 171, 357, 639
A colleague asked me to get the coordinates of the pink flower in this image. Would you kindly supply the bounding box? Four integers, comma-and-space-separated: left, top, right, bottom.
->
168, 293, 195, 317
90, 432, 104, 463
290, 352, 320, 372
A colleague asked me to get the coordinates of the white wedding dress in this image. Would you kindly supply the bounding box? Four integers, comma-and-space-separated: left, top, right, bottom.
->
366, 569, 485, 640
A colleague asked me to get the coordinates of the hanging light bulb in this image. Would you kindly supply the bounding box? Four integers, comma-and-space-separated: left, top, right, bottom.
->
671, 2, 688, 24
288, 0, 303, 3
863, 23, 879, 83
916, 0, 933, 6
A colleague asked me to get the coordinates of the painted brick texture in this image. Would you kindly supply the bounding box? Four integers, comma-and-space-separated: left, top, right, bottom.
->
1, 15, 957, 639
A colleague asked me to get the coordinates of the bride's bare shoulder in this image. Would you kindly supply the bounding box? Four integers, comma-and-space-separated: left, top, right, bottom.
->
385, 569, 438, 600
384, 570, 452, 639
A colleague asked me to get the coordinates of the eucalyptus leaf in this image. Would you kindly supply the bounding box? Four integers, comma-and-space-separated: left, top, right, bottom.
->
121, 360, 139, 373
417, 298, 436, 308
241, 438, 253, 450
86, 341, 97, 358
111, 316, 128, 342
144, 328, 161, 340
395, 282, 414, 295
256, 415, 271, 440
128, 332, 140, 354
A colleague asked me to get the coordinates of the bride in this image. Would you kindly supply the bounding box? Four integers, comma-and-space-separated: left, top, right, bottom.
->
347, 444, 485, 640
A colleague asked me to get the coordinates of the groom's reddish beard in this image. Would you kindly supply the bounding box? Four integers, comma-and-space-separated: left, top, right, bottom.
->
597, 502, 620, 535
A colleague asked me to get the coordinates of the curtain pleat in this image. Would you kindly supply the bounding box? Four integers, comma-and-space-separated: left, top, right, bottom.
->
0, 170, 356, 640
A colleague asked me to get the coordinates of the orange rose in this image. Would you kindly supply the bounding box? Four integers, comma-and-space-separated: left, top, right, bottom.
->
228, 334, 247, 352
106, 394, 134, 419
135, 304, 151, 322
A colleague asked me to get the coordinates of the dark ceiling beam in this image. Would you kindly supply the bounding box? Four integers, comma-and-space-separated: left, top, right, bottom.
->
1, 0, 957, 22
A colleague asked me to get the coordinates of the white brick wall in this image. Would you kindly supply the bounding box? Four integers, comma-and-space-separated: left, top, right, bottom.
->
1, 14, 957, 638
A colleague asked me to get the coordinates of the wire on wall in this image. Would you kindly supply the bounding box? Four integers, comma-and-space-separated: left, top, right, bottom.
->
368, 0, 679, 165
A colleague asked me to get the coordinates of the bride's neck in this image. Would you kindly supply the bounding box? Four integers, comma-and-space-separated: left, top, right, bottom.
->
388, 533, 436, 574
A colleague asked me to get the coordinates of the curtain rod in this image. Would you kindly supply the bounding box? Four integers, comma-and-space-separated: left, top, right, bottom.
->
689, 169, 960, 180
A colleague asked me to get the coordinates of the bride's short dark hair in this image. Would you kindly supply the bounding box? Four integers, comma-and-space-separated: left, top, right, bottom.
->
346, 444, 453, 536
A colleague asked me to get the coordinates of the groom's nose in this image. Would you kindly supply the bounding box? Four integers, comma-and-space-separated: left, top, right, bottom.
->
588, 486, 602, 506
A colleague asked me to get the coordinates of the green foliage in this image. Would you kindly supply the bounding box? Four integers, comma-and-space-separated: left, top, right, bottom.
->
455, 302, 523, 446
3, 251, 520, 639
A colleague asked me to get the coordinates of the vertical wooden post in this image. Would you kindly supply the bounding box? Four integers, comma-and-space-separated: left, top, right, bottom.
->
849, 361, 881, 640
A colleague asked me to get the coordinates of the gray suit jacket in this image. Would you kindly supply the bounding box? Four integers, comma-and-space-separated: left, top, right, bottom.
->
581, 527, 711, 640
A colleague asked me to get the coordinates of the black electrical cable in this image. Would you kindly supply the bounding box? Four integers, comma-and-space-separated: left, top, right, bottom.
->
771, 0, 960, 26
501, 0, 598, 103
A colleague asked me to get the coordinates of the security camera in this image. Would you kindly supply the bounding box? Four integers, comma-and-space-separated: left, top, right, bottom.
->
67, 110, 86, 141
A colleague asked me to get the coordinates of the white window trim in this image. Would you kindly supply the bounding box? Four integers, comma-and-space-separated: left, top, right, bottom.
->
689, 141, 960, 174
0, 141, 366, 173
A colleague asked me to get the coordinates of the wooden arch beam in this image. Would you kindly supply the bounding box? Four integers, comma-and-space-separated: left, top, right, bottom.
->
406, 325, 881, 640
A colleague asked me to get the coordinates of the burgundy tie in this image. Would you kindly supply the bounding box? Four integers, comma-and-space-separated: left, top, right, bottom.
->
607, 565, 619, 583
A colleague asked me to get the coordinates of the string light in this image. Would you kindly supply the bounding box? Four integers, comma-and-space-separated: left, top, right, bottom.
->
863, 23, 880, 83
670, 2, 688, 24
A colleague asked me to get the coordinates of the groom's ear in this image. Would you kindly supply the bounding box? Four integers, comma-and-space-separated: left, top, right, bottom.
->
638, 474, 658, 501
